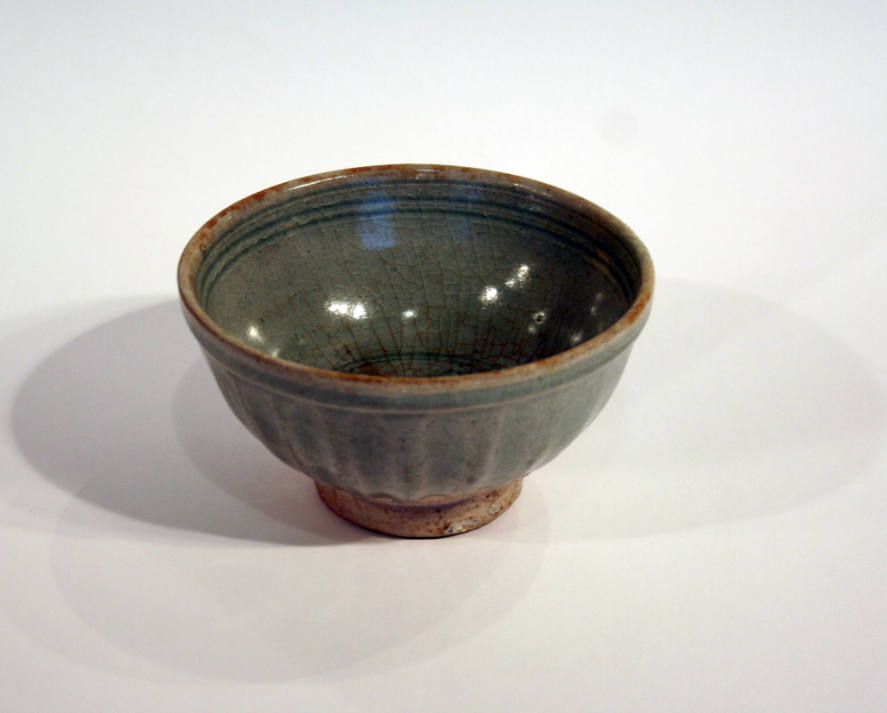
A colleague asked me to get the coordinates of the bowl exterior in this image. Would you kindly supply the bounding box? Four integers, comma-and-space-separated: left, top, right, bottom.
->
178, 166, 654, 503
185, 310, 638, 501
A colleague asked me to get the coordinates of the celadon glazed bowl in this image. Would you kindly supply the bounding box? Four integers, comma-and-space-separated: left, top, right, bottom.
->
178, 165, 654, 537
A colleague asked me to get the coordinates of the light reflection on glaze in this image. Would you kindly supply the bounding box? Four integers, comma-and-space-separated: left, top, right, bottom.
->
479, 264, 533, 307
402, 309, 417, 320
327, 300, 368, 319
479, 286, 500, 304
246, 323, 264, 343
505, 264, 530, 289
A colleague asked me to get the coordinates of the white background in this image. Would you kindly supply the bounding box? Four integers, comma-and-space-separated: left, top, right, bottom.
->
2, 2, 886, 711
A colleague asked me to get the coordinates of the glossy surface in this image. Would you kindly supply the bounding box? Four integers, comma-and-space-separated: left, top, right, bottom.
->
179, 165, 653, 509
196, 170, 638, 377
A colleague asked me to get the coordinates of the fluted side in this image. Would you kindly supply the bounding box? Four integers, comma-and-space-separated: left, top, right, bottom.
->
204, 346, 632, 501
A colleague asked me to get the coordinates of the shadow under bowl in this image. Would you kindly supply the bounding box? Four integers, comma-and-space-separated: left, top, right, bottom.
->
178, 165, 653, 536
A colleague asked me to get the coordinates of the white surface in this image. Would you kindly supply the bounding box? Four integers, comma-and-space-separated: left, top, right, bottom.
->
2, 2, 886, 711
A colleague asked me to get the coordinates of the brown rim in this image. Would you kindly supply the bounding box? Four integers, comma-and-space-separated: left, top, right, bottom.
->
177, 164, 654, 394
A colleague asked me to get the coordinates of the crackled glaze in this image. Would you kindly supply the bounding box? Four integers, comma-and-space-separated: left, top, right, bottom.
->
178, 165, 654, 534
196, 172, 637, 377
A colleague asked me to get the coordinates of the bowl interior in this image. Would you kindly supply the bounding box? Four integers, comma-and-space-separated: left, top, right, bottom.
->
194, 171, 643, 377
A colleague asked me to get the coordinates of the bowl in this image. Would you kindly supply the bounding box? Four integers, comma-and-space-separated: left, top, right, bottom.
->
178, 165, 654, 537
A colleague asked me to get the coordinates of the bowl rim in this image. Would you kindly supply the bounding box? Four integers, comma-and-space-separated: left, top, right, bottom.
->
178, 164, 654, 394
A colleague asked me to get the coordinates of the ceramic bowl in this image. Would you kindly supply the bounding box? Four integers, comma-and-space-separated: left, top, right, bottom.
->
178, 165, 653, 537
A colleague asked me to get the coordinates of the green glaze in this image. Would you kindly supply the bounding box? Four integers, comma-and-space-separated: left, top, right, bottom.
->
179, 165, 653, 501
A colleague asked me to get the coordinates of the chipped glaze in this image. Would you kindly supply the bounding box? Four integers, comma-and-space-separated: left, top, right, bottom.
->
178, 165, 654, 537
